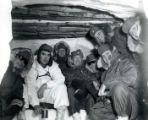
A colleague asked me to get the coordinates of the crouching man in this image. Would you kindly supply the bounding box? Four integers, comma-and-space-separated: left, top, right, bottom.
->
26, 44, 69, 120
0, 49, 32, 120
89, 44, 139, 120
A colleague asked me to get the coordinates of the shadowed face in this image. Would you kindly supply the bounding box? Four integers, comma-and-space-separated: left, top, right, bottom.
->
102, 50, 112, 66
97, 50, 112, 70
73, 55, 83, 67
39, 50, 51, 67
58, 48, 66, 58
13, 55, 26, 73
88, 61, 97, 73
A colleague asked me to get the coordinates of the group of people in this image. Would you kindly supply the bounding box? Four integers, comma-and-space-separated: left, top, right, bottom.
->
0, 16, 144, 120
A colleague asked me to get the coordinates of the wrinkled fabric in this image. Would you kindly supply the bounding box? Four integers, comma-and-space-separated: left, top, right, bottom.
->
26, 59, 69, 108
102, 53, 139, 90
0, 62, 24, 119
111, 83, 138, 120
62, 63, 100, 115
89, 52, 139, 120
111, 27, 131, 57
89, 101, 116, 120
89, 83, 138, 120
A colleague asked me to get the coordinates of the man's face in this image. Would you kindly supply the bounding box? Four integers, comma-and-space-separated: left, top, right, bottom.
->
88, 61, 97, 73
58, 48, 66, 58
73, 55, 83, 67
39, 50, 51, 66
94, 30, 105, 44
13, 56, 26, 73
97, 50, 112, 70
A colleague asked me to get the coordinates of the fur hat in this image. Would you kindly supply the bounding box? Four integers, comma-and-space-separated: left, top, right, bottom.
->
122, 17, 144, 53
16, 50, 32, 65
90, 26, 104, 37
38, 44, 53, 53
86, 54, 97, 63
71, 49, 83, 59
54, 41, 70, 55
11, 48, 34, 77
122, 17, 138, 34
97, 44, 113, 55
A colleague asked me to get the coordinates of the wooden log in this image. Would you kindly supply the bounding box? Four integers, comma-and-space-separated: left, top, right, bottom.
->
29, 9, 49, 16
12, 7, 29, 15
13, 22, 91, 34
12, 5, 114, 21
12, 13, 105, 21
14, 25, 58, 32
59, 26, 89, 32
25, 5, 95, 13
13, 31, 38, 35
12, 29, 88, 40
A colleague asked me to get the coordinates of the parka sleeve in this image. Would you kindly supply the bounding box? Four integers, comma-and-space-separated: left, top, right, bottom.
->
103, 59, 138, 89
26, 68, 40, 106
46, 62, 65, 88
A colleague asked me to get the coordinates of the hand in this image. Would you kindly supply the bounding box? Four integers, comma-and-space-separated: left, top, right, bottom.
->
37, 83, 47, 98
34, 105, 42, 115
93, 81, 99, 91
10, 99, 23, 107
98, 84, 108, 96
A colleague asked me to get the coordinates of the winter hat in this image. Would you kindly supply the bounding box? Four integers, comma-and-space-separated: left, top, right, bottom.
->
122, 17, 138, 34
123, 17, 144, 53
97, 44, 113, 55
54, 41, 70, 55
16, 50, 32, 65
57, 42, 67, 50
71, 49, 83, 59
90, 26, 101, 37
38, 44, 52, 53
86, 54, 97, 63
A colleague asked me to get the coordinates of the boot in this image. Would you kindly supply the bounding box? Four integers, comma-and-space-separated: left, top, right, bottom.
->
55, 106, 66, 120
73, 112, 81, 120
116, 116, 129, 120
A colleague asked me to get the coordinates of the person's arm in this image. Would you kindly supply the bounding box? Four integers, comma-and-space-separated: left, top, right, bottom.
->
103, 59, 138, 89
84, 71, 99, 98
26, 68, 40, 106
46, 62, 65, 88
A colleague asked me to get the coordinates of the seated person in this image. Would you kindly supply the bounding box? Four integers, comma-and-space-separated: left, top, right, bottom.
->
0, 49, 32, 120
26, 44, 69, 120
90, 25, 131, 58
85, 53, 103, 91
89, 26, 107, 46
64, 49, 99, 120
53, 41, 70, 71
89, 44, 139, 120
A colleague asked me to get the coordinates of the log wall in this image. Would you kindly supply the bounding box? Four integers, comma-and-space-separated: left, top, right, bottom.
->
12, 4, 122, 40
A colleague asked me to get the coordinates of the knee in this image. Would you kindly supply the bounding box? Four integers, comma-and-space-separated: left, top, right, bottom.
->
88, 107, 98, 120
111, 84, 130, 115
57, 106, 67, 112
111, 83, 129, 99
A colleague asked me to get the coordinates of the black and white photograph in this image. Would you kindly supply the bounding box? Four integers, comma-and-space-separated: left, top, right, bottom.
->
0, 0, 148, 120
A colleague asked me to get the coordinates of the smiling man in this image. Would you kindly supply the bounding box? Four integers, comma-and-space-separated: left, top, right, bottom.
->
26, 44, 69, 120
90, 27, 107, 46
